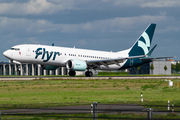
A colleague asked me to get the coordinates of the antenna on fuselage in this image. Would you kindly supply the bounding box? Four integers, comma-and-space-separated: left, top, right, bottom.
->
52, 43, 54, 46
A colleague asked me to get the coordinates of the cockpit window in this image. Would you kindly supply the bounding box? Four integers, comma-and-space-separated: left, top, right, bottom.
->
10, 48, 20, 51
10, 48, 15, 50
15, 48, 20, 50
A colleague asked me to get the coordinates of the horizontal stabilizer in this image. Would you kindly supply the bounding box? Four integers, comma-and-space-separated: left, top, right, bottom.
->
140, 56, 174, 61
155, 56, 175, 59
141, 44, 174, 61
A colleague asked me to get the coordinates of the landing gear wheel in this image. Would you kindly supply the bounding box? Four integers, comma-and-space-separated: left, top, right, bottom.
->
85, 71, 93, 77
69, 70, 76, 76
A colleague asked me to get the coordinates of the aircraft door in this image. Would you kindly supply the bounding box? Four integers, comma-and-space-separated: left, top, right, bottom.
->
26, 46, 31, 56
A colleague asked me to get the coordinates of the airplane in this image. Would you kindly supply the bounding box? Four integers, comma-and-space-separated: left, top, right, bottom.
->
3, 23, 172, 77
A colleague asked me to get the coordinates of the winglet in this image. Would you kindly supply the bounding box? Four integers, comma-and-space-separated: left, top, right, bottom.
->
147, 44, 157, 56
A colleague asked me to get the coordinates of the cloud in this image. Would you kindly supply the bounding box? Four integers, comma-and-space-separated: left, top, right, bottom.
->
0, 0, 79, 15
0, 0, 179, 16
157, 26, 180, 33
0, 15, 178, 36
102, 0, 180, 8
69, 15, 172, 33
141, 0, 180, 8
25, 37, 40, 44
0, 17, 60, 34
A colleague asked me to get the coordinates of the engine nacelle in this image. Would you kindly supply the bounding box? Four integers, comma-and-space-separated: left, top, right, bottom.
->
39, 65, 59, 70
66, 59, 87, 71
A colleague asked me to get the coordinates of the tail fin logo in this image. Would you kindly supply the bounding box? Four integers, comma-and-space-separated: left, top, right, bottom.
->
138, 32, 150, 55
128, 23, 156, 56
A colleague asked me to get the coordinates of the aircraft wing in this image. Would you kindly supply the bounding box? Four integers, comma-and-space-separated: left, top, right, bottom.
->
86, 55, 146, 68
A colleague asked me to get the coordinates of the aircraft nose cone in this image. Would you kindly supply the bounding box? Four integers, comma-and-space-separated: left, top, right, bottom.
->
3, 51, 7, 57
3, 50, 10, 58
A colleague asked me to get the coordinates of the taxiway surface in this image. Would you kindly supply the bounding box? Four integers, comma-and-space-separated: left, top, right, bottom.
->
0, 76, 180, 80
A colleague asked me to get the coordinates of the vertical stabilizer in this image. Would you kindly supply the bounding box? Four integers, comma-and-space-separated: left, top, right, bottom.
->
128, 23, 156, 56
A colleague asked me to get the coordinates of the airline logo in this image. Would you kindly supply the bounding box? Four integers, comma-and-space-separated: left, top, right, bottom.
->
35, 48, 60, 62
128, 23, 155, 57
138, 32, 150, 55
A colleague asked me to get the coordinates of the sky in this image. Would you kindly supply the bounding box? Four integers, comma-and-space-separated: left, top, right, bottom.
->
0, 0, 180, 61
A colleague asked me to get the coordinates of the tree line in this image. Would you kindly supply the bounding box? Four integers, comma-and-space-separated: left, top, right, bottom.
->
172, 62, 180, 73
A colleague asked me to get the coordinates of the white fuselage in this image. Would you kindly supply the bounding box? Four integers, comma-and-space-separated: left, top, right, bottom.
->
3, 44, 130, 70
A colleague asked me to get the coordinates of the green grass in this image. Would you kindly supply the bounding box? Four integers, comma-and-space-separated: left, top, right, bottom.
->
1, 113, 147, 120
2, 113, 180, 120
0, 79, 180, 105
1, 78, 180, 119
97, 71, 129, 76
1, 72, 180, 78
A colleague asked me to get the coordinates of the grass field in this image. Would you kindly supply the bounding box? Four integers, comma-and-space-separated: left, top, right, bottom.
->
2, 113, 180, 120
0, 78, 180, 119
2, 71, 180, 78
0, 78, 179, 105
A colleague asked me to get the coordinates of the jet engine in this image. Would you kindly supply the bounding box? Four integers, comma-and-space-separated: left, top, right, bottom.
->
66, 59, 87, 71
39, 65, 59, 70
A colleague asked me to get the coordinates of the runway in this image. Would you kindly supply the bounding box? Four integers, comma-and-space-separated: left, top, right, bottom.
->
1, 104, 172, 116
0, 76, 180, 80
2, 104, 145, 114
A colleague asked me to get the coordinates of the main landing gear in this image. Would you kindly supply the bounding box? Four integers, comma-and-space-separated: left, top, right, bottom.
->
85, 71, 93, 77
69, 70, 76, 76
68, 70, 93, 77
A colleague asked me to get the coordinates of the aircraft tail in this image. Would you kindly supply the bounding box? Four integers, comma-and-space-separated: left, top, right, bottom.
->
128, 23, 156, 57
